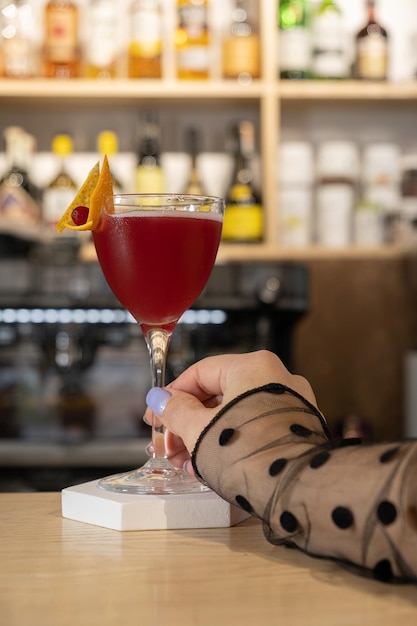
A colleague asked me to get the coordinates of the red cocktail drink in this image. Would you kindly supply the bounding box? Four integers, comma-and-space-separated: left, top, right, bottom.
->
92, 194, 224, 494
93, 210, 222, 334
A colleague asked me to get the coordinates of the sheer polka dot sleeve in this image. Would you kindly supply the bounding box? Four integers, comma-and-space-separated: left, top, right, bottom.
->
191, 383, 417, 584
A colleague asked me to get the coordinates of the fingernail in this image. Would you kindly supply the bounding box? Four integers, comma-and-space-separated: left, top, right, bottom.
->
146, 387, 172, 416
183, 460, 192, 475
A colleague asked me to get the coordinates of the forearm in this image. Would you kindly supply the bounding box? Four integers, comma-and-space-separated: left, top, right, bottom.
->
192, 383, 417, 584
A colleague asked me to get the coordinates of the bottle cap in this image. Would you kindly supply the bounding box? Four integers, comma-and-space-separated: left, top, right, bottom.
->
97, 131, 119, 156
52, 134, 73, 158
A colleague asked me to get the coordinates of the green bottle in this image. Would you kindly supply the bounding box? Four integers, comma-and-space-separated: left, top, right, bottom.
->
278, 0, 310, 79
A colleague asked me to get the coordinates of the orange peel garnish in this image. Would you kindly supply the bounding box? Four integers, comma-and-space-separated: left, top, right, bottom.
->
89, 154, 114, 228
56, 155, 114, 233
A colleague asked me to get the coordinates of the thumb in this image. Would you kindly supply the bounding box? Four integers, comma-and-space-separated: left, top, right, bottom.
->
146, 387, 215, 453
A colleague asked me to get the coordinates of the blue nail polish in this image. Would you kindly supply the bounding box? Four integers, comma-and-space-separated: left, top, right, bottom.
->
146, 387, 172, 415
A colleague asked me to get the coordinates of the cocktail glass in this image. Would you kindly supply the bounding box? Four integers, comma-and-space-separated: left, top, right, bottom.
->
92, 194, 224, 494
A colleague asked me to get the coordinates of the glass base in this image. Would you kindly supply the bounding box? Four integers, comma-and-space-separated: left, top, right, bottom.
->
97, 458, 210, 495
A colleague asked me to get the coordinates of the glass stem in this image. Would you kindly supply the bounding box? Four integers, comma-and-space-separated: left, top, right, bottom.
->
145, 328, 171, 461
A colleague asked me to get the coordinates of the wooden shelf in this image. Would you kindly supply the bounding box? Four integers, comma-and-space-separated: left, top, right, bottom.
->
0, 78, 264, 105
1, 78, 417, 104
278, 80, 417, 102
1, 0, 416, 262
80, 241, 409, 264
217, 243, 409, 263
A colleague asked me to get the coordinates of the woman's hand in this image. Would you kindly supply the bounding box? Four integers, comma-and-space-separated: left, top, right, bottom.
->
145, 350, 317, 471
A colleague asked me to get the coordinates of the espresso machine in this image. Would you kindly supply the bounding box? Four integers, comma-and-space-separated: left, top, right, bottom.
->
0, 255, 308, 491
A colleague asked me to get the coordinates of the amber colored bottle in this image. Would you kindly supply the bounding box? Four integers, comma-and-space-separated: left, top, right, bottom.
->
43, 0, 80, 78
128, 0, 163, 79
355, 0, 388, 81
222, 0, 260, 82
175, 0, 210, 80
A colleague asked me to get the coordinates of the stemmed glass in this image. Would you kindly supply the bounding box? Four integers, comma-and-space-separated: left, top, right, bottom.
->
92, 194, 224, 494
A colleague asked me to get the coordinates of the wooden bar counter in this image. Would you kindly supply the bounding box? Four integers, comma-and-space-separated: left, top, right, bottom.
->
1, 492, 417, 625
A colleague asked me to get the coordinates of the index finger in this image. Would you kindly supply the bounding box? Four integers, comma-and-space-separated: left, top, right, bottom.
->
166, 353, 243, 402
167, 351, 301, 406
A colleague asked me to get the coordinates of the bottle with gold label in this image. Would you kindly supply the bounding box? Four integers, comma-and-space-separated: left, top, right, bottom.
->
222, 0, 260, 83
134, 113, 165, 193
175, 0, 210, 80
222, 121, 263, 243
128, 0, 162, 79
43, 0, 80, 78
43, 134, 77, 236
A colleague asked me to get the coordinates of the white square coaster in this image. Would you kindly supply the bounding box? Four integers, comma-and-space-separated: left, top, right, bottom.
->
61, 479, 250, 531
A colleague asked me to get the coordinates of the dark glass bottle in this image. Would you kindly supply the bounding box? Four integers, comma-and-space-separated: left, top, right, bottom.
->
134, 113, 165, 193
355, 0, 388, 81
222, 121, 263, 243
182, 127, 205, 195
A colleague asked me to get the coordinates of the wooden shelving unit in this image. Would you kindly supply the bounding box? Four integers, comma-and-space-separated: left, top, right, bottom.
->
0, 0, 416, 261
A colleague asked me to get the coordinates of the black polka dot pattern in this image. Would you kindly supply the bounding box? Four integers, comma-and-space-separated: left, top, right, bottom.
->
280, 511, 298, 533
377, 501, 397, 526
339, 437, 362, 447
379, 447, 400, 463
332, 506, 354, 529
373, 559, 393, 582
219, 428, 235, 446
310, 451, 331, 469
192, 383, 417, 583
235, 495, 253, 513
269, 458, 287, 476
290, 424, 313, 438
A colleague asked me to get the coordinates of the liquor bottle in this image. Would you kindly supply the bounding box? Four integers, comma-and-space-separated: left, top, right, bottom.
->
0, 0, 38, 78
222, 0, 260, 83
134, 114, 165, 193
355, 0, 388, 81
182, 127, 205, 195
278, 0, 310, 80
84, 0, 119, 79
311, 0, 349, 79
43, 134, 77, 236
0, 126, 42, 244
222, 121, 263, 243
96, 130, 123, 193
175, 0, 210, 80
43, 0, 80, 78
128, 0, 163, 79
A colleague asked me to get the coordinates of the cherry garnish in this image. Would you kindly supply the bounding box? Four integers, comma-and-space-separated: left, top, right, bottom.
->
71, 205, 89, 226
